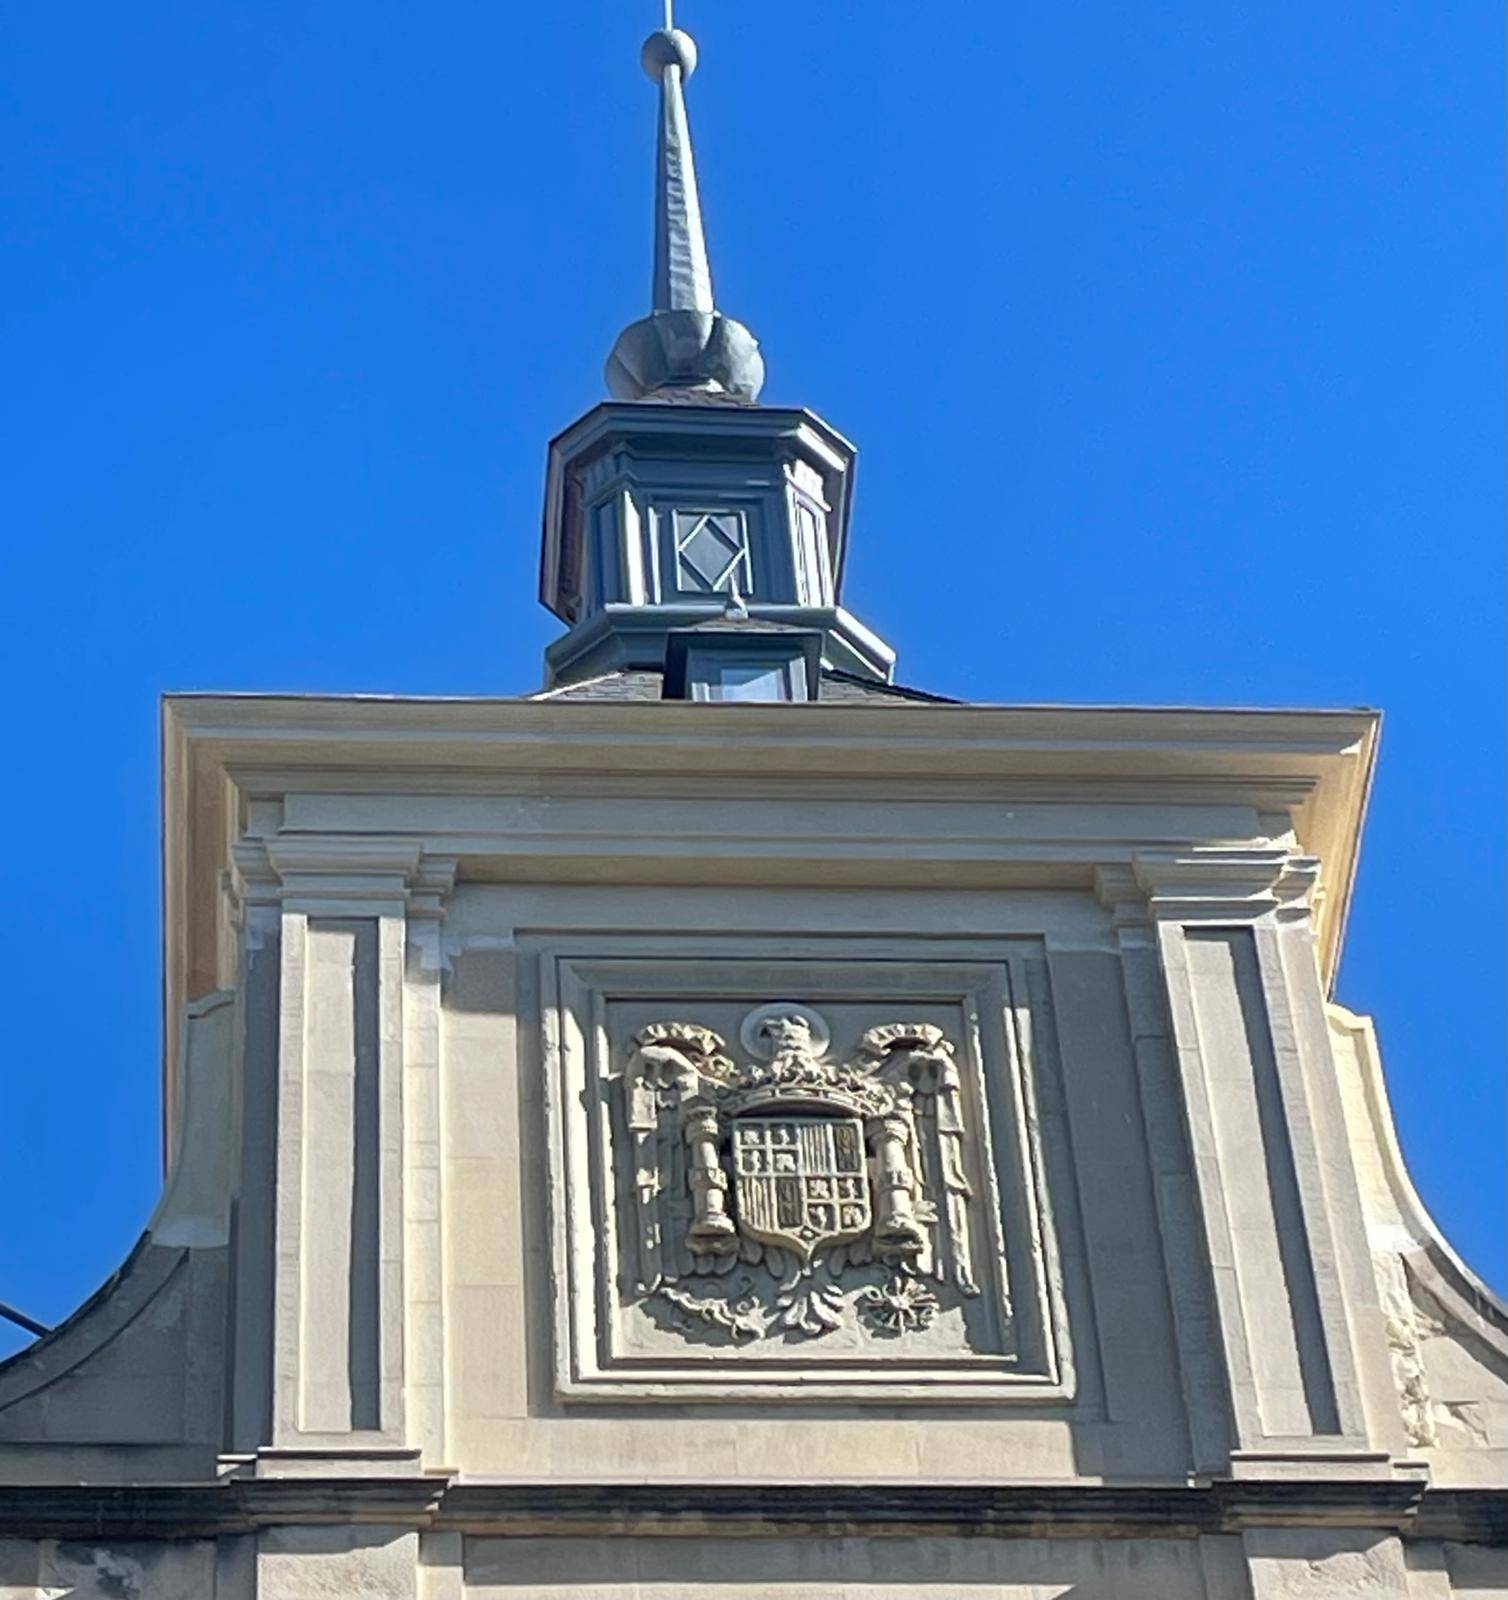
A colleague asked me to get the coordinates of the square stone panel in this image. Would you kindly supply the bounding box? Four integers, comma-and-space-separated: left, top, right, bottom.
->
534, 939, 1075, 1402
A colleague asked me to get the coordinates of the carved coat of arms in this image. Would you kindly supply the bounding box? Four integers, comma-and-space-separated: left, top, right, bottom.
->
624, 1004, 986, 1340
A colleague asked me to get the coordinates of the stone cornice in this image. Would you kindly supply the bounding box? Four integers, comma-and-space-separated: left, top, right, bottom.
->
0, 1478, 1499, 1544
1096, 850, 1322, 931
172, 695, 1378, 774
229, 836, 457, 921
1123, 848, 1322, 923
1093, 864, 1149, 931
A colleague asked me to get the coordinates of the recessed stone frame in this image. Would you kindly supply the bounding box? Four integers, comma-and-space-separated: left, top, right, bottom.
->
531, 936, 1080, 1403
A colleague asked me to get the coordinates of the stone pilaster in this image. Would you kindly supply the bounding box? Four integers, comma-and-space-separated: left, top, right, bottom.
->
1095, 861, 1234, 1474
1099, 848, 1380, 1475
225, 834, 456, 1471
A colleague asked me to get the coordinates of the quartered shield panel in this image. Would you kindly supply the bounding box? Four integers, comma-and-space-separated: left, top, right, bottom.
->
732, 1116, 870, 1259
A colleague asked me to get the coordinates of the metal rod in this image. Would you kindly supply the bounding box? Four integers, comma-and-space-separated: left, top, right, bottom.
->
0, 1300, 50, 1339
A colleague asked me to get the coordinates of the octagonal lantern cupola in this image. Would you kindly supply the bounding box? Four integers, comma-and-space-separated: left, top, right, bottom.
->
536, 26, 894, 690
540, 402, 891, 686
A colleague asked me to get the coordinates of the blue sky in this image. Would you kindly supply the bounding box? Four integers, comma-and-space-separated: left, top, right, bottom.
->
0, 1, 1501, 1356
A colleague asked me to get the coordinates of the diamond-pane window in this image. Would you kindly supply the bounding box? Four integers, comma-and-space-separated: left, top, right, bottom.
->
672, 510, 751, 595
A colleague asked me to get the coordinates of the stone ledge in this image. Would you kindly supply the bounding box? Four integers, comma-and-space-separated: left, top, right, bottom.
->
0, 1479, 1501, 1544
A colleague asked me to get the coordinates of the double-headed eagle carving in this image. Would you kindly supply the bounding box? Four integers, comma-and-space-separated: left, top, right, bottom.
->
623, 1005, 980, 1338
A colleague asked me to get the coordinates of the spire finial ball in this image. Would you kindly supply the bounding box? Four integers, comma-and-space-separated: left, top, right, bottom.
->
641, 27, 697, 82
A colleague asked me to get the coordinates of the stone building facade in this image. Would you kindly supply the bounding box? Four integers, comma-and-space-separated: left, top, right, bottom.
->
1, 23, 1503, 1600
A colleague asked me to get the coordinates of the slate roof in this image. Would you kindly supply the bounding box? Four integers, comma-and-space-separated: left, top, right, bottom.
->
531, 669, 956, 706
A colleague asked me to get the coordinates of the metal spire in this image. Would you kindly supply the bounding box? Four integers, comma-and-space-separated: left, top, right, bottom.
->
648, 27, 713, 315
605, 19, 765, 403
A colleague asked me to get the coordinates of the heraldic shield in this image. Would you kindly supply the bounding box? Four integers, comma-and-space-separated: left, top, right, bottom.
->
732, 1115, 871, 1262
